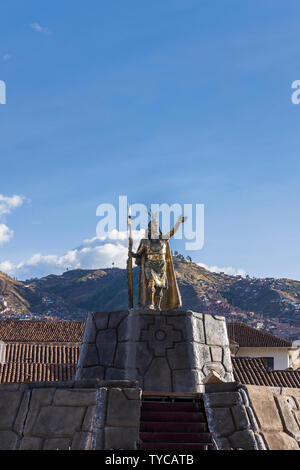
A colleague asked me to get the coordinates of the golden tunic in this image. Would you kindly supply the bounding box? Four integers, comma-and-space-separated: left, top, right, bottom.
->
135, 237, 182, 310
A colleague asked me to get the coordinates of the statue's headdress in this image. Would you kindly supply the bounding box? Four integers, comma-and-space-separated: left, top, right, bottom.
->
146, 210, 161, 239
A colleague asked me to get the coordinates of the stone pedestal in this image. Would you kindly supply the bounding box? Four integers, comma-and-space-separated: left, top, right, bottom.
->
0, 380, 141, 450
75, 310, 234, 393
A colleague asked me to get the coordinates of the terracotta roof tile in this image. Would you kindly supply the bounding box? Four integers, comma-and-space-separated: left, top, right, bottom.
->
227, 322, 292, 348
232, 357, 300, 388
0, 320, 84, 343
3, 343, 80, 364
0, 341, 81, 384
0, 363, 77, 384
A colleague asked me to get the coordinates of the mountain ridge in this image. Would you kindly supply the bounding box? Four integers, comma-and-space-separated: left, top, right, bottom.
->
0, 257, 299, 340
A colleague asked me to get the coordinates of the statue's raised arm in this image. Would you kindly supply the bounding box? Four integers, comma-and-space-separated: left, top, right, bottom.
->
163, 216, 187, 240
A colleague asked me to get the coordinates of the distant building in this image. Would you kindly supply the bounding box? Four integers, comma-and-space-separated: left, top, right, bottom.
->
227, 322, 298, 371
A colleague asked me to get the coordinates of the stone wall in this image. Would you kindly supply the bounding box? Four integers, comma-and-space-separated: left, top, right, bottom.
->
245, 385, 300, 450
204, 382, 265, 450
76, 310, 234, 393
204, 382, 300, 450
0, 379, 141, 450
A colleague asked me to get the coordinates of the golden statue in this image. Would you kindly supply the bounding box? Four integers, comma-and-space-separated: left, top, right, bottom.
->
128, 213, 186, 311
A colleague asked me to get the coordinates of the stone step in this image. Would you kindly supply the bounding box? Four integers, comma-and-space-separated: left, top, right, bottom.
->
140, 421, 208, 433
141, 410, 206, 422
140, 432, 212, 443
142, 402, 203, 412
139, 442, 213, 450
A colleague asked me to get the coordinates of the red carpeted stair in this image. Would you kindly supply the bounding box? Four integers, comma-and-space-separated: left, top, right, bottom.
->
139, 397, 214, 450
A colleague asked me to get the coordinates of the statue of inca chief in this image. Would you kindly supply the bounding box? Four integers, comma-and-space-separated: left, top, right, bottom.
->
129, 214, 186, 311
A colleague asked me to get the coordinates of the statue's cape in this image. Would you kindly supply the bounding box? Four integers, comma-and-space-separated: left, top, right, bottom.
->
136, 239, 182, 310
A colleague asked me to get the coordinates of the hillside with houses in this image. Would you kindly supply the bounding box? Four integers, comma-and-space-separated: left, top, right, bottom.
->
0, 256, 299, 340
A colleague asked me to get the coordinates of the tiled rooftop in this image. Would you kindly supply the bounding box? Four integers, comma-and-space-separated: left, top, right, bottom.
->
227, 322, 292, 348
0, 320, 84, 343
0, 363, 76, 384
3, 342, 80, 364
232, 357, 300, 388
0, 342, 80, 384
0, 321, 82, 384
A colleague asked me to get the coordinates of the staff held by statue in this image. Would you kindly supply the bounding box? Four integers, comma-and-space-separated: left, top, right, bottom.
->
127, 206, 134, 309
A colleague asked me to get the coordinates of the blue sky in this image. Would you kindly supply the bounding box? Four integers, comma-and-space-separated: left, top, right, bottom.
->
0, 0, 300, 280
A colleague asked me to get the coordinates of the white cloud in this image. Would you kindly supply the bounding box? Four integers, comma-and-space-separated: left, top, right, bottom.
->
30, 23, 51, 35
0, 194, 24, 217
197, 263, 245, 277
0, 194, 24, 247
0, 224, 246, 281
0, 224, 14, 246
0, 230, 145, 280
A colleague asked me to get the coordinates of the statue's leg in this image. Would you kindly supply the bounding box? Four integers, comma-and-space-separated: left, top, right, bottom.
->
155, 287, 164, 311
147, 280, 156, 310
